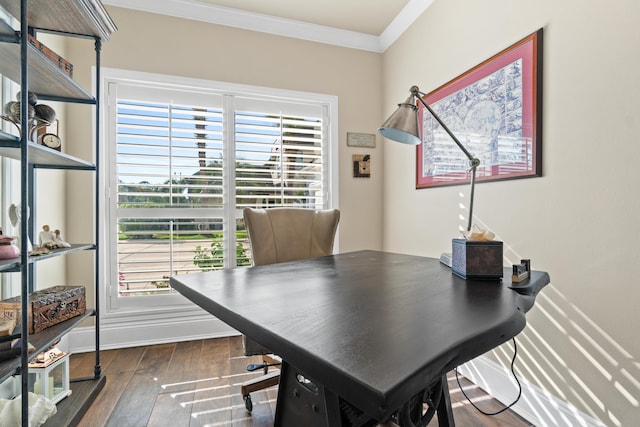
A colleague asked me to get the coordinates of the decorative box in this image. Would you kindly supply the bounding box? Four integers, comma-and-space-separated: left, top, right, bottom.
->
15, 349, 72, 404
0, 286, 86, 334
452, 238, 503, 280
28, 35, 74, 78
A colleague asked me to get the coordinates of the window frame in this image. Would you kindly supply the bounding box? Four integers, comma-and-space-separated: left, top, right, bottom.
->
98, 67, 339, 322
0, 76, 20, 298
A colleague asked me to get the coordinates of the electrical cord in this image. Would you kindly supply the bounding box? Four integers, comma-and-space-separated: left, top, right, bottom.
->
454, 337, 522, 416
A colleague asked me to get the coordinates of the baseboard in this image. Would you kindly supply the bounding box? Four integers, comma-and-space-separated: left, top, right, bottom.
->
457, 355, 606, 427
63, 315, 237, 353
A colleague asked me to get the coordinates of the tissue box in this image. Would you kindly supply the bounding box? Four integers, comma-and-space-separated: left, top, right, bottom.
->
452, 238, 503, 280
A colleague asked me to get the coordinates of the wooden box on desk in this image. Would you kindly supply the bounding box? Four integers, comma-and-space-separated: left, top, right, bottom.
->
452, 239, 503, 280
0, 286, 86, 334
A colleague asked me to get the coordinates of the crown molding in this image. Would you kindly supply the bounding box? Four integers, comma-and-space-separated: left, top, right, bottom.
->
379, 0, 434, 51
103, 0, 434, 53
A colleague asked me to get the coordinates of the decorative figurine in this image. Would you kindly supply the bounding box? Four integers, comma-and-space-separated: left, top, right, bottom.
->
38, 225, 70, 249
8, 203, 32, 251
39, 225, 55, 247
52, 229, 71, 248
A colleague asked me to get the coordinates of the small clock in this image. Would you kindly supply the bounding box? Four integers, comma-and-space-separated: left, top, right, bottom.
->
38, 133, 61, 151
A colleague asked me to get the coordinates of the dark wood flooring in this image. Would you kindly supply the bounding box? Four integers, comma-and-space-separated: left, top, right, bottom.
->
69, 337, 533, 427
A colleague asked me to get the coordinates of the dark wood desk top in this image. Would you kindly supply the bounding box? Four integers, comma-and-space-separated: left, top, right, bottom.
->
170, 250, 549, 421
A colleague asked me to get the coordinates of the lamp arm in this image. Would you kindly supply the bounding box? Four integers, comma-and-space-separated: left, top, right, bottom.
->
411, 86, 477, 164
411, 86, 480, 231
467, 162, 477, 232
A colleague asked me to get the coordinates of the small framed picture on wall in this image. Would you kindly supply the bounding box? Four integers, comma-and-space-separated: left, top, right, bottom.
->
353, 154, 371, 178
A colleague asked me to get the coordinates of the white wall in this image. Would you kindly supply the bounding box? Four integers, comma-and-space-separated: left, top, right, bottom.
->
382, 1, 640, 425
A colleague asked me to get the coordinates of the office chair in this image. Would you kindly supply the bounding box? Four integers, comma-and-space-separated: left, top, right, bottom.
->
240, 207, 340, 413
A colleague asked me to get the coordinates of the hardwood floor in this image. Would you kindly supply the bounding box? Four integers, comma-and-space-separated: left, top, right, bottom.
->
69, 337, 533, 427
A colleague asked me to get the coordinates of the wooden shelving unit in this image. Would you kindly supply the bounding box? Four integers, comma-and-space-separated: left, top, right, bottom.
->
0, 0, 116, 41
0, 244, 96, 273
0, 138, 96, 169
0, 310, 95, 380
0, 1, 116, 425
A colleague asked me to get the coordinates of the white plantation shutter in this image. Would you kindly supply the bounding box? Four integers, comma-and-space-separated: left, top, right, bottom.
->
106, 75, 334, 306
234, 109, 325, 208
116, 100, 224, 209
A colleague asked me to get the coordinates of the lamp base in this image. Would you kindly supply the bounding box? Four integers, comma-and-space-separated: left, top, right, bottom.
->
451, 238, 503, 280
439, 252, 453, 267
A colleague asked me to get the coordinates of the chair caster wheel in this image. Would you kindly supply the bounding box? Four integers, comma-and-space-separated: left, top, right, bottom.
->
244, 394, 253, 413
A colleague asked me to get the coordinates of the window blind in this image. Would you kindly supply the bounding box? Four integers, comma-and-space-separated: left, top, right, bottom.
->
110, 83, 329, 299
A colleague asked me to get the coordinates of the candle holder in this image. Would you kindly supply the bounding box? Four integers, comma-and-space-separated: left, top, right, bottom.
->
14, 349, 72, 404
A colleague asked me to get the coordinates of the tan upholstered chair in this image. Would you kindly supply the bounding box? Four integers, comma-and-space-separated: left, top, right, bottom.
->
240, 207, 340, 412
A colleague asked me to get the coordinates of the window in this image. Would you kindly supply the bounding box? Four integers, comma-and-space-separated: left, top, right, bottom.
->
102, 69, 338, 315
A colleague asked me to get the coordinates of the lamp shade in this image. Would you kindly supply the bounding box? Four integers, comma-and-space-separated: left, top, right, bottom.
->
377, 97, 421, 145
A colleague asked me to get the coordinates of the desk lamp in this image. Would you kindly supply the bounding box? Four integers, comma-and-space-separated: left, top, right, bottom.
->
378, 85, 479, 231
378, 85, 503, 279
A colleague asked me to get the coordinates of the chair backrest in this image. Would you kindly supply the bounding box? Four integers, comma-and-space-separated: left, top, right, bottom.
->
243, 207, 340, 266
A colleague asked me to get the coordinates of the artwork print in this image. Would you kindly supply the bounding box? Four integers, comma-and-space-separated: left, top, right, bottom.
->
353, 154, 371, 178
417, 29, 542, 188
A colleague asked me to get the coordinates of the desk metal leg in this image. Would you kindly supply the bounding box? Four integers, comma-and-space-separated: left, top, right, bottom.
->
274, 362, 455, 427
436, 374, 455, 426
397, 374, 455, 427
274, 361, 342, 427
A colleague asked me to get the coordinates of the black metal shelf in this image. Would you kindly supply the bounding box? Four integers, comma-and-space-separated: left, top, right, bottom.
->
47, 375, 107, 427
0, 12, 13, 40
0, 1, 115, 425
0, 309, 95, 384
0, 36, 94, 101
0, 257, 19, 273
0, 244, 95, 273
0, 0, 116, 41
0, 137, 95, 169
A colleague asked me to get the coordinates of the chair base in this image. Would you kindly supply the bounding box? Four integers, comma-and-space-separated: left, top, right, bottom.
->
241, 370, 280, 396
241, 354, 281, 413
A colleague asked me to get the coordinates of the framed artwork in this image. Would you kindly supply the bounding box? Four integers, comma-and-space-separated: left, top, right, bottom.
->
353, 154, 371, 178
347, 132, 376, 148
417, 28, 543, 189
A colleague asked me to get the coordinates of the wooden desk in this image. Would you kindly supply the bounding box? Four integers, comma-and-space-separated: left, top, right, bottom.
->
170, 250, 549, 426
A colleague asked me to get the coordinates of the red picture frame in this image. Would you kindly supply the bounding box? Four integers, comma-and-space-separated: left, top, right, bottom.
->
417, 29, 543, 189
